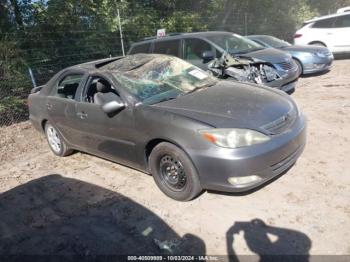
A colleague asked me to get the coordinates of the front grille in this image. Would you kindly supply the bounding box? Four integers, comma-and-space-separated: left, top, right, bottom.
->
276, 61, 294, 71
321, 50, 332, 56
261, 109, 297, 135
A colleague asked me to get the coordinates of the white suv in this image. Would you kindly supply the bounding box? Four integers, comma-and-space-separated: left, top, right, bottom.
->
294, 12, 350, 54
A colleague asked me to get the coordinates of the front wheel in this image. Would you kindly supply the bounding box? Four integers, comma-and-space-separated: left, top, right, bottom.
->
149, 142, 202, 201
45, 122, 73, 157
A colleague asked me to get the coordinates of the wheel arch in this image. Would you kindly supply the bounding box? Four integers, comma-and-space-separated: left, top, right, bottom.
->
41, 119, 48, 132
292, 57, 303, 74
308, 41, 326, 47
144, 138, 198, 175
145, 138, 186, 163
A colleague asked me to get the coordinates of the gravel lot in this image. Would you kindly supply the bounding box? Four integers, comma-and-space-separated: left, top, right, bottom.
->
0, 60, 349, 258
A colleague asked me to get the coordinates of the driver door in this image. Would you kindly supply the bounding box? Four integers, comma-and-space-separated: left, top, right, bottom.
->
75, 75, 137, 165
183, 38, 216, 70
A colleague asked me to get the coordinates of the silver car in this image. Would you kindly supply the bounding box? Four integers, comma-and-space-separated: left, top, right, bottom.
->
247, 35, 334, 75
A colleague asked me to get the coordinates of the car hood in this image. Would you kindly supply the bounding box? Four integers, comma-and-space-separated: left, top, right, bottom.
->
280, 45, 329, 53
154, 81, 295, 130
241, 48, 291, 64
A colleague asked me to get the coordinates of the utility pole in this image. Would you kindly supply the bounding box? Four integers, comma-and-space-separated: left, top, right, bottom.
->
28, 67, 36, 88
244, 12, 248, 35
117, 8, 125, 56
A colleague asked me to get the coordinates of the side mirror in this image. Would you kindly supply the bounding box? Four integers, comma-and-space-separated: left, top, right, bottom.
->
101, 97, 125, 116
57, 86, 65, 94
202, 50, 214, 62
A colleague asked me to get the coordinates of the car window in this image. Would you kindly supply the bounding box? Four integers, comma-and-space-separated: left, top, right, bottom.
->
254, 36, 290, 48
153, 40, 180, 57
206, 34, 263, 54
129, 43, 151, 54
312, 17, 336, 28
84, 76, 119, 103
334, 14, 350, 28
184, 38, 213, 60
54, 74, 83, 99
251, 39, 268, 47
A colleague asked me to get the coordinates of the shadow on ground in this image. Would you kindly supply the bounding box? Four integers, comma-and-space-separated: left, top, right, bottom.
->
0, 175, 312, 260
301, 69, 330, 78
226, 219, 311, 262
0, 175, 205, 257
334, 53, 350, 60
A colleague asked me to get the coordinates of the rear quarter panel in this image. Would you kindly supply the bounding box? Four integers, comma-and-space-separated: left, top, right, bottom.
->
28, 90, 49, 133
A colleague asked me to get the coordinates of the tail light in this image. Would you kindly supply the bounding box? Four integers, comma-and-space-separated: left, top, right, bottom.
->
294, 34, 302, 38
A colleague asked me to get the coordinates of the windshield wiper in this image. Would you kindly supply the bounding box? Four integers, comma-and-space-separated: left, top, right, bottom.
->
183, 82, 216, 96
154, 96, 178, 104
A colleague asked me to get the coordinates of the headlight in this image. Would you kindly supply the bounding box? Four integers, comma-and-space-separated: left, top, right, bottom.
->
314, 52, 326, 58
199, 128, 270, 148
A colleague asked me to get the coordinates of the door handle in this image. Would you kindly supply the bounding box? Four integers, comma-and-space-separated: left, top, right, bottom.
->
77, 111, 88, 119
46, 103, 53, 110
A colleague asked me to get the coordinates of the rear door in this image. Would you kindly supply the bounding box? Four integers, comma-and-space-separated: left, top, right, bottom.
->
153, 39, 182, 57
128, 42, 152, 54
309, 17, 337, 50
46, 70, 87, 148
333, 14, 350, 52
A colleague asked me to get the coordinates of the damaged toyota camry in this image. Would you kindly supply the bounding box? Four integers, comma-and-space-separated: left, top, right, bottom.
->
28, 54, 306, 201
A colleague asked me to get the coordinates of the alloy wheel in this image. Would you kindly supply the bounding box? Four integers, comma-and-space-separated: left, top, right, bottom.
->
47, 125, 62, 153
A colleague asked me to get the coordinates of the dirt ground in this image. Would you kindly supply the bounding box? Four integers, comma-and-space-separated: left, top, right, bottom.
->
0, 60, 349, 258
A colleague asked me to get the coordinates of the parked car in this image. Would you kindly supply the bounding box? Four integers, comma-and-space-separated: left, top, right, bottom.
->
128, 31, 299, 93
28, 54, 306, 201
337, 6, 350, 13
294, 12, 350, 54
247, 35, 333, 75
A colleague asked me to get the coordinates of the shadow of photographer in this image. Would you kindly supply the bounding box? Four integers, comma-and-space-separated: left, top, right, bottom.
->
226, 218, 311, 262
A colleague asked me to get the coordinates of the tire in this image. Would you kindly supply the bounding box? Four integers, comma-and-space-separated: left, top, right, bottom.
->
45, 122, 73, 157
149, 142, 202, 201
293, 58, 303, 76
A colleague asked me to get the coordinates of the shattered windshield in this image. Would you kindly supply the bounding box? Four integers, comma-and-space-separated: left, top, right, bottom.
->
207, 34, 264, 54
256, 36, 291, 48
104, 54, 217, 104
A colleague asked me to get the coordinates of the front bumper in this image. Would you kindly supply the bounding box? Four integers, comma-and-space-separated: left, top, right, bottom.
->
302, 55, 334, 74
265, 66, 299, 92
279, 79, 298, 93
188, 115, 307, 192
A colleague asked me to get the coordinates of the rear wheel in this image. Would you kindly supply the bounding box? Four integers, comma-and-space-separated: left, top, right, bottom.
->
45, 122, 73, 157
149, 142, 202, 201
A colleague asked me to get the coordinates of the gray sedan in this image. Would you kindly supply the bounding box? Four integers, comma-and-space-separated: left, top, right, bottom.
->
129, 31, 300, 93
28, 54, 306, 201
247, 35, 334, 75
